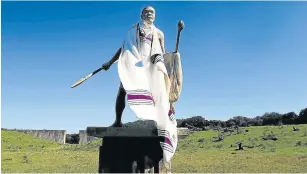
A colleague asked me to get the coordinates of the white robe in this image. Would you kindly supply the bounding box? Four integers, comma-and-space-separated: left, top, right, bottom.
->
117, 22, 178, 163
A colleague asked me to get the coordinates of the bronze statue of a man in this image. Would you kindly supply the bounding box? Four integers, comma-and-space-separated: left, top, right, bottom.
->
101, 6, 166, 127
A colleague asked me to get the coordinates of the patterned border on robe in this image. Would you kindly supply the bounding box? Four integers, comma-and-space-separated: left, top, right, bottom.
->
158, 129, 174, 154
126, 89, 155, 106
157, 106, 177, 154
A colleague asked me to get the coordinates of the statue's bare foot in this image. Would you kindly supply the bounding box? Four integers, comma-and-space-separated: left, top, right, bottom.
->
111, 121, 123, 127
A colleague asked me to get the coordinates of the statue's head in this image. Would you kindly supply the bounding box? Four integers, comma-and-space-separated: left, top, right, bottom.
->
141, 6, 155, 24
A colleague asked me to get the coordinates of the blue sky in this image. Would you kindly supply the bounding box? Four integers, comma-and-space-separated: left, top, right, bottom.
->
2, 1, 307, 133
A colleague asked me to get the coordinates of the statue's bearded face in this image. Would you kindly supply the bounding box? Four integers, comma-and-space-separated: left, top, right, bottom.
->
141, 6, 155, 24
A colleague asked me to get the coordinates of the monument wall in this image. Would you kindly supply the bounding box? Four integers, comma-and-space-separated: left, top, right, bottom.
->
7, 129, 67, 144
78, 130, 98, 144
177, 127, 190, 139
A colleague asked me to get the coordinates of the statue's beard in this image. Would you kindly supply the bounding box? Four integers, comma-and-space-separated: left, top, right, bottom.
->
142, 15, 154, 24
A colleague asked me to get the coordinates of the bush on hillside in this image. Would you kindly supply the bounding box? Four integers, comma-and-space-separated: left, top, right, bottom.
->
121, 107, 307, 130
297, 108, 307, 124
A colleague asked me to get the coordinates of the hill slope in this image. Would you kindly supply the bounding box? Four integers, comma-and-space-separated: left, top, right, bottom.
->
2, 125, 307, 173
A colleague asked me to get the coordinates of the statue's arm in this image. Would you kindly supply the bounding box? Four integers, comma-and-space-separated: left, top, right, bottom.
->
158, 30, 166, 54
109, 47, 122, 65
102, 47, 122, 70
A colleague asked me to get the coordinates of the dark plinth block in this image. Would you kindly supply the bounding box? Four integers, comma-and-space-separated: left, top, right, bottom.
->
99, 136, 163, 173
87, 127, 164, 173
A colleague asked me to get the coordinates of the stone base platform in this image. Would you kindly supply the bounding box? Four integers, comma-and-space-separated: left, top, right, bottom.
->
86, 126, 190, 173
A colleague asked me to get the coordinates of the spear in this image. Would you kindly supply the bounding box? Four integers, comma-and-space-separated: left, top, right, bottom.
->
70, 67, 104, 88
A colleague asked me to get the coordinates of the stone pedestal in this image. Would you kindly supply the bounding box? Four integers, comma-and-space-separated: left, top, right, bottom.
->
87, 127, 164, 173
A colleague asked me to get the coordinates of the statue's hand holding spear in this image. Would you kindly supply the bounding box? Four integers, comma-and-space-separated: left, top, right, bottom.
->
101, 61, 112, 71
70, 48, 121, 88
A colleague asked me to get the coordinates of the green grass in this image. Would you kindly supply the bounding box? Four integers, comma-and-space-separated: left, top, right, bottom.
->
1, 131, 102, 173
2, 125, 307, 173
173, 125, 307, 172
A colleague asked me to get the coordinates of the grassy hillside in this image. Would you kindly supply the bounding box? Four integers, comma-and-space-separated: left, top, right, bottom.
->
2, 125, 307, 173
173, 124, 307, 172
1, 131, 102, 173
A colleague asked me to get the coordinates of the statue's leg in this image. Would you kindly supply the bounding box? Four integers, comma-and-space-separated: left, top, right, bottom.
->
111, 82, 126, 127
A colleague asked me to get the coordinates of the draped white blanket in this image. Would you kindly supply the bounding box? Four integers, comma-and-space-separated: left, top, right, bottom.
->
117, 22, 178, 163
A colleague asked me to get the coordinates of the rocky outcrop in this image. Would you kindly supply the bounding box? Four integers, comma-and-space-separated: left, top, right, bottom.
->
124, 120, 157, 128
